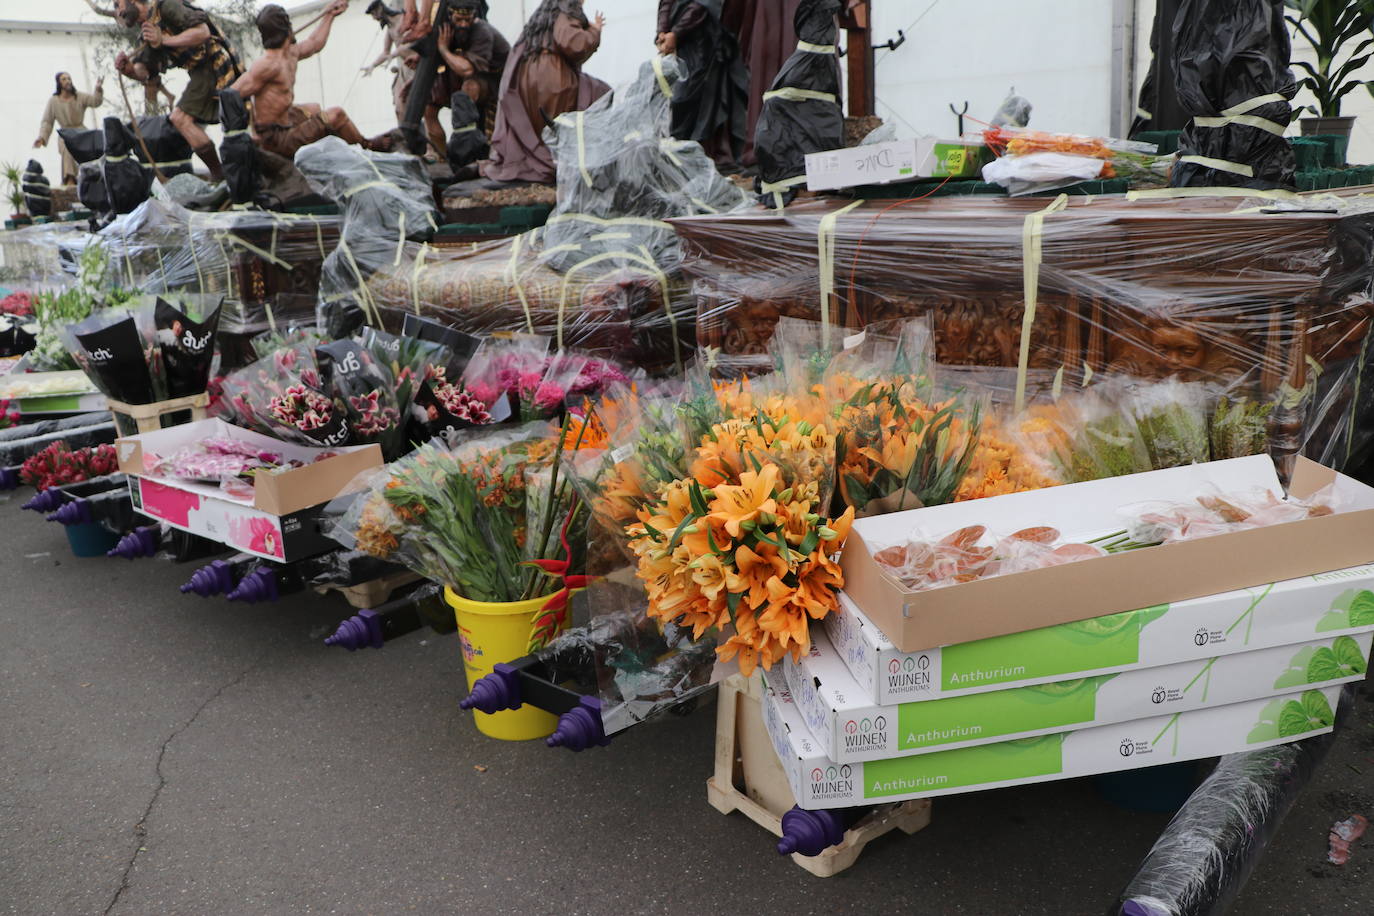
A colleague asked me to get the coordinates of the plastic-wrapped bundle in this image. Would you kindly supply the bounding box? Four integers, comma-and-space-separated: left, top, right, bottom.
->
217, 90, 260, 205
22, 161, 52, 217
1113, 688, 1350, 915
294, 136, 438, 339
671, 192, 1374, 476
347, 59, 745, 374
1170, 0, 1297, 190
753, 0, 843, 208
447, 92, 489, 174
76, 161, 108, 220
133, 115, 195, 182
101, 117, 152, 215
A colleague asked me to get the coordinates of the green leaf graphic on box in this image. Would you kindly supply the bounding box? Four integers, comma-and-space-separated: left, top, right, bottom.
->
1302, 689, 1334, 726
1273, 647, 1316, 690
1349, 590, 1374, 627
1316, 610, 1351, 633
1247, 697, 1285, 743
1333, 636, 1368, 675
1304, 647, 1342, 684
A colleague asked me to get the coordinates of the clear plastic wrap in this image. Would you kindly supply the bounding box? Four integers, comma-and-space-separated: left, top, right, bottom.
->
1114, 689, 1351, 916
672, 193, 1374, 477
314, 57, 747, 375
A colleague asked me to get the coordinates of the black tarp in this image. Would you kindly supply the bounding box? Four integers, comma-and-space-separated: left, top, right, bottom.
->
447, 91, 490, 173
218, 89, 260, 205
1170, 0, 1297, 190
101, 117, 152, 214
665, 0, 750, 164
752, 0, 842, 207
22, 160, 52, 217
134, 115, 195, 181
57, 128, 104, 165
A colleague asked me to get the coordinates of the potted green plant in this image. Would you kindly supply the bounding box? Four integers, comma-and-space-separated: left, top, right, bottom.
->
3, 162, 30, 228
1285, 0, 1374, 141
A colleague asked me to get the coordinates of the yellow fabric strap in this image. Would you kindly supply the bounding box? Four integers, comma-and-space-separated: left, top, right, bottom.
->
1223, 93, 1286, 116
410, 242, 428, 315
759, 175, 807, 194
223, 129, 249, 137
339, 239, 383, 328
1178, 155, 1255, 178
1136, 107, 1152, 120
690, 197, 718, 213
796, 41, 835, 54
393, 213, 407, 268
105, 154, 130, 162
1125, 186, 1297, 201
590, 231, 633, 241
571, 112, 593, 188
343, 179, 392, 197
651, 56, 672, 99
504, 234, 535, 333
187, 212, 206, 293
1014, 194, 1070, 413
545, 213, 672, 230
816, 199, 864, 348
763, 87, 836, 104
1051, 365, 1064, 401
1082, 363, 1094, 386
227, 234, 292, 270
1193, 114, 1286, 137
623, 130, 643, 141
453, 125, 478, 134
264, 300, 277, 334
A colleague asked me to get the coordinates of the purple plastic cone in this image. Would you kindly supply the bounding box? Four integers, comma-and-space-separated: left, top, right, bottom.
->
777, 807, 849, 857
545, 697, 610, 752
459, 664, 522, 713
47, 499, 92, 525
108, 526, 160, 559
225, 566, 279, 603
180, 560, 236, 597
22, 489, 62, 512
324, 609, 384, 650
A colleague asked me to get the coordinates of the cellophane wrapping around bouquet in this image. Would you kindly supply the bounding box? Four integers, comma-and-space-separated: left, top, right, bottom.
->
673, 192, 1374, 479
324, 423, 576, 607
320, 57, 747, 375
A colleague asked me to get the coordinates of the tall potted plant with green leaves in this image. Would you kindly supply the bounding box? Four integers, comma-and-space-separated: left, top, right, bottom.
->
1286, 0, 1374, 140
3, 162, 29, 228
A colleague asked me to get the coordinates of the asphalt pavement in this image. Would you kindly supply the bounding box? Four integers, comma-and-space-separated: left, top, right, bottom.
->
2, 499, 1372, 916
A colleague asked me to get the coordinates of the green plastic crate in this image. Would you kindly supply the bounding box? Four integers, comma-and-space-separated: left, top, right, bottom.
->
1132, 130, 1181, 155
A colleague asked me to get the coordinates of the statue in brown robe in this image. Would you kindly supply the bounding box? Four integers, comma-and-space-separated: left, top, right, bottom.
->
728, 0, 802, 168
481, 0, 610, 184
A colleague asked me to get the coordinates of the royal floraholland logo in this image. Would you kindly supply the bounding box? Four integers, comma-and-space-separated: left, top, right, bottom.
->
1151, 687, 1167, 705
1119, 739, 1135, 757
1194, 627, 1210, 647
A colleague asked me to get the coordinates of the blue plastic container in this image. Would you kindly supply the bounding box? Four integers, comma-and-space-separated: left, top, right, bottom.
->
64, 522, 121, 558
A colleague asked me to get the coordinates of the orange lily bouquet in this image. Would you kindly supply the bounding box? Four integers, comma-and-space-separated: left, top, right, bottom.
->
626, 399, 856, 676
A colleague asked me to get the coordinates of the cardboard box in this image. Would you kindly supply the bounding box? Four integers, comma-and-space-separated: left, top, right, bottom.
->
840, 456, 1374, 653
760, 675, 1343, 809
786, 628, 1371, 762
117, 418, 382, 561
804, 138, 988, 191
827, 568, 1374, 705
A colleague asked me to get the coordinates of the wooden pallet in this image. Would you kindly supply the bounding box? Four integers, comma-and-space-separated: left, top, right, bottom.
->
706, 672, 932, 877
314, 570, 420, 610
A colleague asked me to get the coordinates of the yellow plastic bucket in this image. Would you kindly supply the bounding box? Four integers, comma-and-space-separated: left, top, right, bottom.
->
445, 587, 559, 741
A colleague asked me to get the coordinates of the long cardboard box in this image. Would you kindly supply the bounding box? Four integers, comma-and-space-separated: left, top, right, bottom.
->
827, 569, 1374, 705
804, 138, 989, 191
839, 456, 1374, 653
761, 675, 1343, 809
786, 628, 1371, 762
117, 418, 381, 561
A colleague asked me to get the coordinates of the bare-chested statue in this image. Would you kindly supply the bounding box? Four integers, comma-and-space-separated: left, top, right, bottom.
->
230, 2, 394, 160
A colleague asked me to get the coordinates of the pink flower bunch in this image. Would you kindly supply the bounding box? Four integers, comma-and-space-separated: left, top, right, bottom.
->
0, 292, 33, 317
269, 384, 335, 432
432, 380, 492, 425
348, 390, 402, 436
0, 398, 20, 429
20, 441, 119, 491
569, 359, 631, 396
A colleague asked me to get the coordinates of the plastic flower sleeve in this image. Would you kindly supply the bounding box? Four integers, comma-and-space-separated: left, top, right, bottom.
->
315, 338, 406, 459
1121, 377, 1213, 471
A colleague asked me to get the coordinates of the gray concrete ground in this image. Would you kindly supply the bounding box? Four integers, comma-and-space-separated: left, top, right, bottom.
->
2, 500, 1372, 916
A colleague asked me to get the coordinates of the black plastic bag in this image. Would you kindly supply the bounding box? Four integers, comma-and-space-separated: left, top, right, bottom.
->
135, 115, 195, 180
57, 128, 104, 165
218, 89, 260, 205
153, 297, 222, 398
753, 0, 844, 207
400, 313, 482, 378
447, 92, 490, 173
22, 160, 52, 217
1170, 0, 1297, 190
72, 312, 158, 405
76, 161, 109, 216
101, 117, 152, 214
